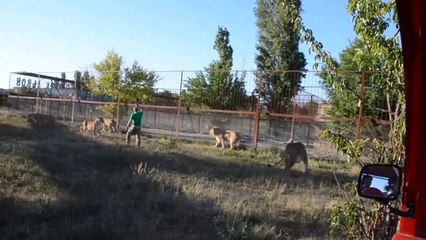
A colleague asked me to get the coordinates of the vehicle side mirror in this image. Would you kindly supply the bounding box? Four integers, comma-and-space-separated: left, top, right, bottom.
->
357, 164, 403, 203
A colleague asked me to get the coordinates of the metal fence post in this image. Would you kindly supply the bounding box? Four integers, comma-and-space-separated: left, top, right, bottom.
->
306, 95, 314, 147
35, 73, 40, 113
62, 103, 66, 121
290, 86, 298, 141
71, 78, 76, 122
253, 72, 262, 151
356, 71, 366, 139
175, 71, 184, 136
6, 72, 11, 113
199, 88, 203, 108
116, 71, 121, 130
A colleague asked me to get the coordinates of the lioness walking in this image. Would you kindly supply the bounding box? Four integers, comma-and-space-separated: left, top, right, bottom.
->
81, 117, 104, 137
281, 139, 309, 177
209, 126, 241, 150
102, 118, 117, 133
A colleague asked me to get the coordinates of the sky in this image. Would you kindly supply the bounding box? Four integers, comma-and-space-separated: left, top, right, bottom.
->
0, 0, 359, 98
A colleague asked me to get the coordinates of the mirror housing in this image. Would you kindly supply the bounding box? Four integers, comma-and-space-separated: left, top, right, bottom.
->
357, 164, 403, 203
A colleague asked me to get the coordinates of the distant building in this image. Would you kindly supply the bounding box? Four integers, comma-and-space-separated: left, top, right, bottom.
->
0, 88, 7, 95
318, 103, 332, 116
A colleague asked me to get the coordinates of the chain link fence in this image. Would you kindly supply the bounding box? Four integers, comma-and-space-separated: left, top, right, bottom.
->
4, 70, 395, 161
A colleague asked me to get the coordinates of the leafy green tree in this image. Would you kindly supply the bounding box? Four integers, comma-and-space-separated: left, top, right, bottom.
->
88, 50, 124, 121
74, 70, 82, 90
88, 49, 123, 100
121, 60, 160, 106
254, 0, 307, 113
184, 26, 248, 110
290, 0, 404, 238
151, 90, 179, 106
321, 38, 398, 121
183, 72, 207, 109
88, 50, 159, 119
80, 70, 93, 92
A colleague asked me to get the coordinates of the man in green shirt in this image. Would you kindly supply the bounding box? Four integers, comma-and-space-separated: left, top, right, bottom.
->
125, 107, 143, 147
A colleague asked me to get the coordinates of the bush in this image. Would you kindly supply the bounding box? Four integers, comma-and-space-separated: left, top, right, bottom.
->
96, 104, 128, 121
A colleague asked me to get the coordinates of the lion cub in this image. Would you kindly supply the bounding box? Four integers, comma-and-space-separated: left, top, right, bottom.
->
281, 139, 309, 176
81, 117, 104, 137
209, 126, 241, 150
102, 118, 117, 133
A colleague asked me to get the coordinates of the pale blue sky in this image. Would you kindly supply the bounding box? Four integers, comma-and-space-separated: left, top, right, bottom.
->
1, 0, 358, 96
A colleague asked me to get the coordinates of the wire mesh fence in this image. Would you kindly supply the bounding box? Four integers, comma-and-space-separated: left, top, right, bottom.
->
5, 70, 397, 160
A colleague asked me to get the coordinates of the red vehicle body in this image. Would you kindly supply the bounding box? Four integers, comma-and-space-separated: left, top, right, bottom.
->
392, 0, 426, 239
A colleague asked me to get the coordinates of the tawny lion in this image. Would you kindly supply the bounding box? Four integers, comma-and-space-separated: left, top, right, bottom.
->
102, 118, 117, 133
209, 126, 241, 150
81, 117, 104, 137
281, 139, 309, 177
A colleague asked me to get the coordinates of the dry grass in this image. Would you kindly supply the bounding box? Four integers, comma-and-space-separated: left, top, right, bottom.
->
0, 110, 357, 240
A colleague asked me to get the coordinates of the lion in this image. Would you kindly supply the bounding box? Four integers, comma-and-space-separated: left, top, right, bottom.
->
281, 139, 309, 177
81, 117, 104, 137
209, 126, 241, 150
102, 118, 117, 133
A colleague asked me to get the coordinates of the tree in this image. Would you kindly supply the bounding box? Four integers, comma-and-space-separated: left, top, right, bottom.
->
291, 0, 404, 238
321, 38, 398, 121
183, 72, 207, 109
59, 72, 66, 89
88, 49, 123, 100
80, 70, 93, 92
184, 26, 248, 110
74, 70, 82, 90
254, 0, 307, 113
151, 90, 179, 106
302, 100, 319, 116
89, 50, 160, 119
121, 60, 160, 106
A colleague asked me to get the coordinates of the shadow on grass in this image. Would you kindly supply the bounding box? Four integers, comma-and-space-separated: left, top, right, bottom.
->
0, 122, 349, 239
0, 123, 222, 239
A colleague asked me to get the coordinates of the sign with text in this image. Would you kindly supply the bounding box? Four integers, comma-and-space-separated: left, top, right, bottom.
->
9, 72, 75, 98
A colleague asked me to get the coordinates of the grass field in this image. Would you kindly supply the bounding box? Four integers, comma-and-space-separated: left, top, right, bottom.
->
0, 111, 359, 239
